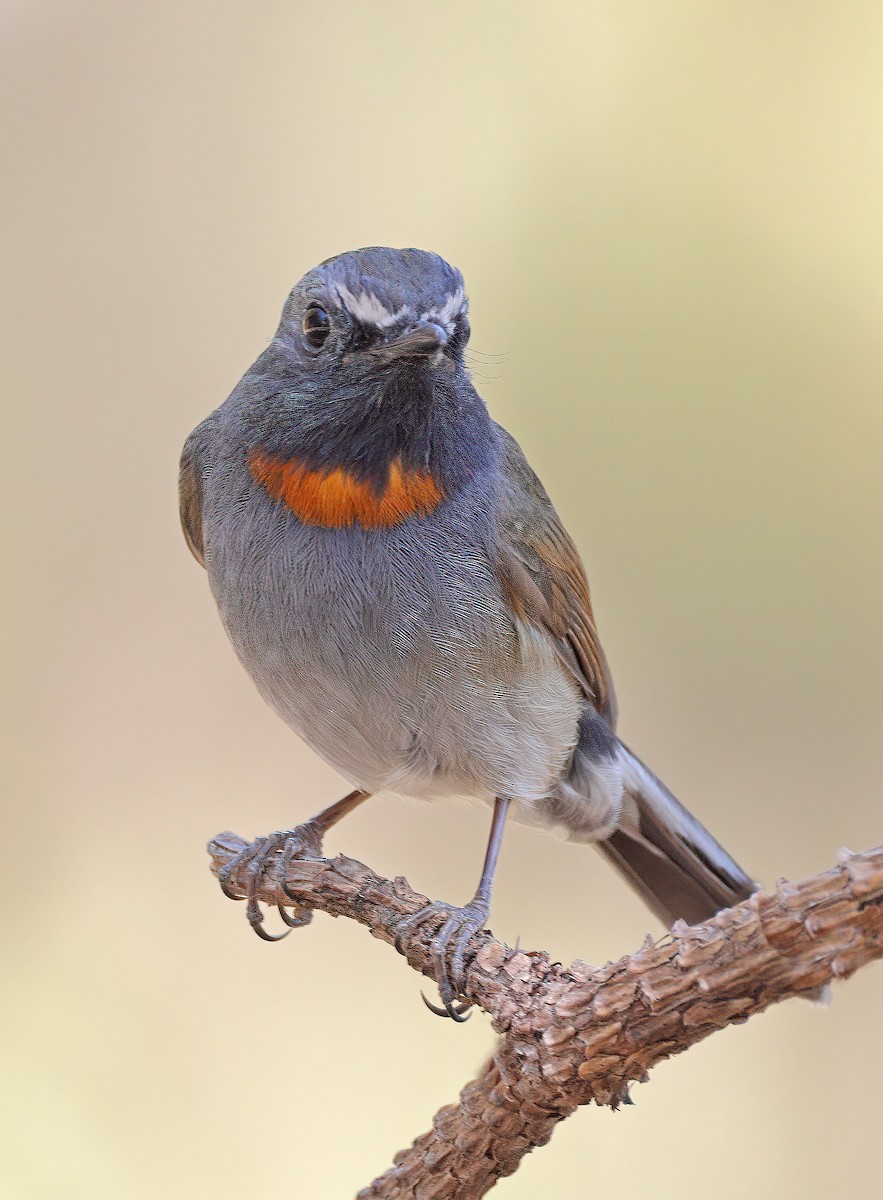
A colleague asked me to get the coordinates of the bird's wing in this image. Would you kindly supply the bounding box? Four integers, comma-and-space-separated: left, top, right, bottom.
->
492, 423, 617, 724
179, 432, 208, 568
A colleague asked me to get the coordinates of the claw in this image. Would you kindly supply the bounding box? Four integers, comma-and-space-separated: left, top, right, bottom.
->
277, 902, 312, 928
394, 897, 490, 1021
218, 828, 321, 940
420, 991, 473, 1021
247, 910, 291, 941
216, 795, 372, 940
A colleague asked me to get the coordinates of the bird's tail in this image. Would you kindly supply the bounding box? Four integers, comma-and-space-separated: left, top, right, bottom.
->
599, 741, 759, 928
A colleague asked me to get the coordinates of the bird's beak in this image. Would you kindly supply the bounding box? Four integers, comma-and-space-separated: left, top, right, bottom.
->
369, 320, 448, 362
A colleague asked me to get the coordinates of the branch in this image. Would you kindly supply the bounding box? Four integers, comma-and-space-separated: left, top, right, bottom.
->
208, 834, 883, 1198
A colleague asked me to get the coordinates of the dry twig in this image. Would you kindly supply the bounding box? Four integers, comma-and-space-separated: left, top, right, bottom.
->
208, 834, 883, 1198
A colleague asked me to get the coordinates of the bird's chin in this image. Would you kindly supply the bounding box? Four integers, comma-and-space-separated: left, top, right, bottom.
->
353, 347, 448, 371
347, 351, 454, 388
395, 348, 459, 374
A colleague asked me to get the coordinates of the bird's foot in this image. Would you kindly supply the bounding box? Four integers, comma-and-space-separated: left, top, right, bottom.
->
217, 822, 325, 941
394, 896, 491, 1021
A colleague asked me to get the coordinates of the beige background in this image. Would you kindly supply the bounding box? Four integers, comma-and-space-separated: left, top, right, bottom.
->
3, 2, 882, 1197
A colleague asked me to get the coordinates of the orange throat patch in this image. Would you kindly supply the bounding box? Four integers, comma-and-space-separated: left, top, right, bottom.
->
249, 450, 444, 530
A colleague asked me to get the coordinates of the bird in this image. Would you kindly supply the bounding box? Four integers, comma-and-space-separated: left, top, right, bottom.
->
180, 246, 757, 1019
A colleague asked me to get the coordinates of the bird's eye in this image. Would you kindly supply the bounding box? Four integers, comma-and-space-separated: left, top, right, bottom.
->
302, 304, 331, 350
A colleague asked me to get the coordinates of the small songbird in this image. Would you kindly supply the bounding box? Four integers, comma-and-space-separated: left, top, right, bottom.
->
181, 247, 756, 1018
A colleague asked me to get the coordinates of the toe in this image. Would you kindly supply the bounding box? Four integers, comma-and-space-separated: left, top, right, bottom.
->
218, 839, 264, 900
449, 904, 489, 993
393, 901, 453, 956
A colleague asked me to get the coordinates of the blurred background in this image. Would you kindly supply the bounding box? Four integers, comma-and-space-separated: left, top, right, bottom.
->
3, 2, 882, 1196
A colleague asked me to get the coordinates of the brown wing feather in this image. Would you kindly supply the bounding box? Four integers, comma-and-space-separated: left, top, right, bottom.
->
179, 438, 207, 568
493, 424, 617, 724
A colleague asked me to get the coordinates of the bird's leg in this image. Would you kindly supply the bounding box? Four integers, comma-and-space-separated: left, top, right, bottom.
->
394, 796, 510, 1020
217, 789, 371, 941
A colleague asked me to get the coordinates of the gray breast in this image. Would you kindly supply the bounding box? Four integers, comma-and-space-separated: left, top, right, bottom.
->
201, 459, 581, 805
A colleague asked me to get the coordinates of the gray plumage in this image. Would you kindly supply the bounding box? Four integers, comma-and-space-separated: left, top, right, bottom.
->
181, 246, 757, 942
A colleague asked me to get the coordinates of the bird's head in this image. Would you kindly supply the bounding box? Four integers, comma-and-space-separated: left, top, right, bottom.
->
237, 248, 493, 528
276, 245, 471, 381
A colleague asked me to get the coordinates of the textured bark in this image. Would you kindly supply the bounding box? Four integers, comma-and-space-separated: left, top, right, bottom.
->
209, 835, 883, 1198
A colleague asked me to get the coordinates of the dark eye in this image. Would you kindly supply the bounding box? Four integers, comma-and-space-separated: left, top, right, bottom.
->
302, 304, 331, 350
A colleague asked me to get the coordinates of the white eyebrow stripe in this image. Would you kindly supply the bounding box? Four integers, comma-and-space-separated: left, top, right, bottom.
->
335, 284, 410, 328
421, 286, 467, 334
